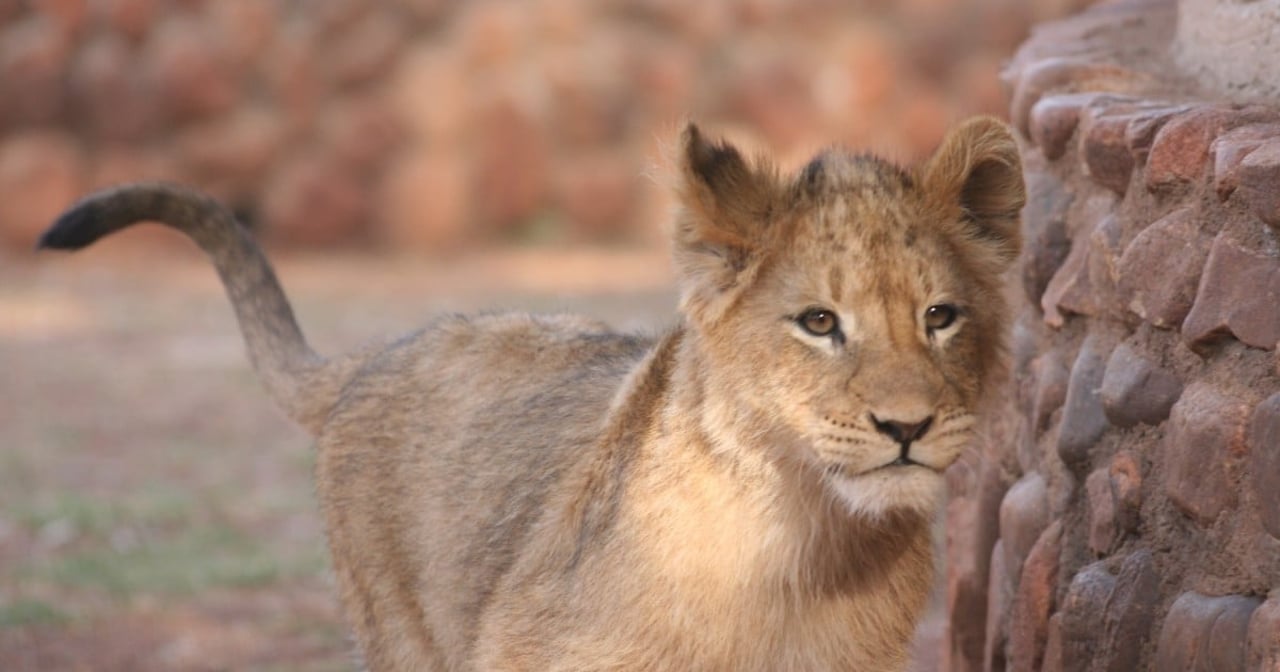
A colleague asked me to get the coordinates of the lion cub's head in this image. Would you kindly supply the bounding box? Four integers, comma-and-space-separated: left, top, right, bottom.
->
673, 118, 1024, 518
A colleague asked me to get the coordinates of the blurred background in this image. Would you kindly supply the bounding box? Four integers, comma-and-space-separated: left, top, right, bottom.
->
0, 0, 1093, 669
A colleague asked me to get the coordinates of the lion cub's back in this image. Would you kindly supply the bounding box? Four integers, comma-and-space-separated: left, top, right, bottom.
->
315, 312, 654, 658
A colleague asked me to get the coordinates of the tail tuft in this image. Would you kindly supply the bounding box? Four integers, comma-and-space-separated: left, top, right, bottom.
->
37, 203, 109, 251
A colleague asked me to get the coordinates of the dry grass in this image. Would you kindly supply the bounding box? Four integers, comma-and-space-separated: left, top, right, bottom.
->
0, 239, 674, 671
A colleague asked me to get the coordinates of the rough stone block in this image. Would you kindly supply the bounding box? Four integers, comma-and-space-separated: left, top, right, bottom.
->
946, 461, 1010, 672
1163, 382, 1252, 525
1031, 350, 1070, 437
1021, 169, 1075, 308
1058, 561, 1116, 672
1029, 93, 1095, 161
1085, 467, 1118, 555
999, 472, 1050, 585
1125, 104, 1194, 162
1154, 592, 1261, 672
1008, 521, 1062, 672
1009, 57, 1142, 138
1041, 200, 1124, 324
1247, 592, 1280, 672
1236, 140, 1280, 230
1057, 332, 1114, 472
1099, 341, 1183, 427
1100, 550, 1160, 672
983, 540, 1010, 672
1107, 451, 1142, 536
1182, 231, 1280, 351
1210, 123, 1280, 199
1249, 393, 1280, 539
1147, 105, 1277, 191
1080, 106, 1137, 194
1116, 207, 1214, 329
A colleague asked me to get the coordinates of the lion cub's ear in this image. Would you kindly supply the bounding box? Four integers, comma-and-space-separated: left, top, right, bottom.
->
673, 123, 781, 324
921, 117, 1025, 268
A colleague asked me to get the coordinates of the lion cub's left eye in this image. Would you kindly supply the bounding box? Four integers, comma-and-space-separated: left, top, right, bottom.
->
924, 304, 959, 331
798, 309, 839, 337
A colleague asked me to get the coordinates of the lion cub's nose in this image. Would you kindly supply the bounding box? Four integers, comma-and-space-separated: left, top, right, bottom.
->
871, 415, 934, 445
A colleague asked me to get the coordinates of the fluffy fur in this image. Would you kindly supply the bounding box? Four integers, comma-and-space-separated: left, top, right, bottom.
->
39, 116, 1025, 671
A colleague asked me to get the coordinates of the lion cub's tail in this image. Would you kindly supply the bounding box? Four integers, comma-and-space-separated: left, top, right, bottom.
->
38, 182, 343, 434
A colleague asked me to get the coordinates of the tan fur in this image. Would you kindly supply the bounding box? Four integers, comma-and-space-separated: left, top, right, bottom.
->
40, 117, 1025, 671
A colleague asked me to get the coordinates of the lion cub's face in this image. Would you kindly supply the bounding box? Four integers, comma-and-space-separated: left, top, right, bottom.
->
673, 118, 1024, 518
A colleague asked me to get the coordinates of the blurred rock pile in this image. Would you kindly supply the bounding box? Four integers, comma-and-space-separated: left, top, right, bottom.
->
0, 0, 1089, 250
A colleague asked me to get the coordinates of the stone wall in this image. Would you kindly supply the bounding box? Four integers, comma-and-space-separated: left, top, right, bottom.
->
944, 0, 1280, 670
0, 0, 1088, 251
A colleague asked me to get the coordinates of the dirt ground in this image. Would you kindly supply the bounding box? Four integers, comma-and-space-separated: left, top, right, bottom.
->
0, 234, 942, 670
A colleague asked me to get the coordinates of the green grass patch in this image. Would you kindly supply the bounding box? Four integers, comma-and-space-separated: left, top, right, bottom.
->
33, 522, 327, 597
0, 598, 71, 628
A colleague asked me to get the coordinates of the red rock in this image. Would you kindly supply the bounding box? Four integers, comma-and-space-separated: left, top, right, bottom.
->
1008, 521, 1061, 672
318, 95, 405, 172
1116, 207, 1214, 329
1155, 592, 1261, 672
141, 15, 240, 122
1028, 93, 1093, 161
0, 15, 72, 126
999, 473, 1049, 586
1210, 124, 1280, 199
1235, 140, 1280, 230
470, 95, 551, 236
1058, 562, 1116, 672
543, 54, 629, 149
1099, 551, 1159, 672
1020, 168, 1074, 308
1042, 613, 1064, 672
1247, 593, 1280, 672
86, 145, 184, 192
1125, 104, 1193, 163
946, 460, 1009, 672
458, 1, 530, 69
1030, 350, 1070, 436
1041, 195, 1122, 325
1099, 341, 1183, 427
174, 107, 284, 195
66, 32, 155, 142
323, 9, 407, 89
94, 0, 159, 41
1182, 231, 1280, 351
552, 151, 640, 241
391, 45, 471, 145
0, 130, 86, 248
1056, 331, 1114, 472
1085, 467, 1117, 556
1108, 451, 1142, 536
1080, 104, 1138, 194
983, 540, 1010, 672
34, 0, 88, 37
1249, 393, 1280, 539
726, 59, 819, 152
261, 153, 369, 247
1146, 105, 1277, 191
208, 1, 277, 69
261, 21, 323, 129
1163, 382, 1252, 525
1008, 57, 1144, 138
389, 0, 453, 24
376, 149, 473, 252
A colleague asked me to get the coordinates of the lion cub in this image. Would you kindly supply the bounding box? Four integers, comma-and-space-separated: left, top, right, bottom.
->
40, 117, 1024, 671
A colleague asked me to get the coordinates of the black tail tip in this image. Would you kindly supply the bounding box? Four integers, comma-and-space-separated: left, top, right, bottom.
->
35, 206, 103, 252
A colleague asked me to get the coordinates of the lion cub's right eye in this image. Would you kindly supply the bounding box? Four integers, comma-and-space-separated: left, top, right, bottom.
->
797, 309, 839, 337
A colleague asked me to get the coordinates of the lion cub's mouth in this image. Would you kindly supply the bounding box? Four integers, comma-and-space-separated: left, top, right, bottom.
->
827, 456, 941, 478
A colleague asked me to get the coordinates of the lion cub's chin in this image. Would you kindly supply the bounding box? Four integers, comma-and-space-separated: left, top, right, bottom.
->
827, 466, 945, 519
